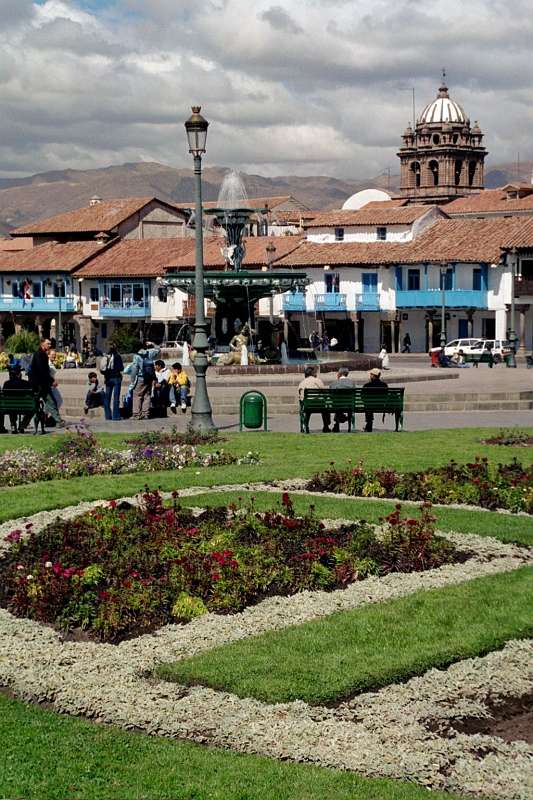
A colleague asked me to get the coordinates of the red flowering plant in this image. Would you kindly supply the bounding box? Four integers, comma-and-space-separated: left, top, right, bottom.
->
307, 457, 533, 513
0, 491, 462, 642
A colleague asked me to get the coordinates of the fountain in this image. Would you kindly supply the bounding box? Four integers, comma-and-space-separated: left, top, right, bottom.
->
164, 170, 309, 356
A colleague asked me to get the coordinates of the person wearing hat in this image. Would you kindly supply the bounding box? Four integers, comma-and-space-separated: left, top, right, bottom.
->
2, 363, 34, 433
362, 367, 388, 432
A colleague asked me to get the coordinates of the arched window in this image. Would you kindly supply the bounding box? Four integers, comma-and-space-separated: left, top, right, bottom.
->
429, 160, 439, 186
455, 159, 463, 186
432, 134, 440, 145
410, 161, 421, 188
468, 161, 477, 187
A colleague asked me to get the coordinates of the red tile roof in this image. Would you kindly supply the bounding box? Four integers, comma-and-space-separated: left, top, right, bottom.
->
446, 189, 533, 216
0, 241, 107, 273
361, 199, 408, 209
0, 237, 33, 251
175, 195, 308, 211
167, 235, 304, 271
12, 197, 186, 236
277, 217, 533, 267
303, 206, 435, 228
77, 238, 196, 278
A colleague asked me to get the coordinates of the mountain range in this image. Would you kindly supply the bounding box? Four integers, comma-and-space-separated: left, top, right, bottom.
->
0, 160, 530, 235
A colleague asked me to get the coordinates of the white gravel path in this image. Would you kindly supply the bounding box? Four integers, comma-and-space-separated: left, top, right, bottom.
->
0, 487, 531, 799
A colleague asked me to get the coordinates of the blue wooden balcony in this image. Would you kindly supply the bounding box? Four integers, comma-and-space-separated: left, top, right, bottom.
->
0, 297, 76, 313
395, 289, 487, 309
356, 292, 380, 311
315, 293, 347, 311
99, 300, 150, 317
282, 291, 306, 312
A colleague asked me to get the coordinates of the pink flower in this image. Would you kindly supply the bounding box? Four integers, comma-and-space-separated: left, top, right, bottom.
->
5, 530, 22, 543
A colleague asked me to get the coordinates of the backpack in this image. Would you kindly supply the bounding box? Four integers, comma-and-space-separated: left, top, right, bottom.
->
142, 357, 156, 383
99, 355, 109, 375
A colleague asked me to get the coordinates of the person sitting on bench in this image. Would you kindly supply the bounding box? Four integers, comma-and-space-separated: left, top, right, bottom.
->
298, 365, 331, 433
2, 364, 34, 433
437, 347, 451, 367
329, 367, 356, 432
362, 368, 388, 432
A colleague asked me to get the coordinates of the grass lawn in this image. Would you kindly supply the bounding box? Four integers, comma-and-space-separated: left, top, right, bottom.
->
182, 490, 533, 546
0, 694, 463, 800
0, 428, 532, 525
157, 567, 533, 705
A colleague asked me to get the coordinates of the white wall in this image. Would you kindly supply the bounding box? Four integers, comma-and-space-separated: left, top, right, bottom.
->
306, 224, 413, 243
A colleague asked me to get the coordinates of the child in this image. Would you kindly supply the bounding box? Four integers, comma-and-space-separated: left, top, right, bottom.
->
84, 372, 105, 414
168, 362, 190, 413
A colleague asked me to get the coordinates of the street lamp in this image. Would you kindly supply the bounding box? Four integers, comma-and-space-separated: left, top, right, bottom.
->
508, 247, 518, 367
56, 275, 64, 350
440, 266, 447, 348
184, 106, 216, 431
266, 241, 276, 324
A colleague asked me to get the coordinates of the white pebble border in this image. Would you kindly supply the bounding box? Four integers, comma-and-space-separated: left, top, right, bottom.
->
0, 485, 532, 799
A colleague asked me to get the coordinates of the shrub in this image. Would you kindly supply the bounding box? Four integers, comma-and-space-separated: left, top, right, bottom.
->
4, 330, 39, 354
108, 324, 142, 354
0, 492, 460, 642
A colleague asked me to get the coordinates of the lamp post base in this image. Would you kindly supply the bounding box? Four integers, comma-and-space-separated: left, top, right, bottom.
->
190, 350, 217, 432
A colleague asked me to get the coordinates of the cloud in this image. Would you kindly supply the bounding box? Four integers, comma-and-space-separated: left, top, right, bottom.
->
260, 5, 303, 34
0, 0, 531, 180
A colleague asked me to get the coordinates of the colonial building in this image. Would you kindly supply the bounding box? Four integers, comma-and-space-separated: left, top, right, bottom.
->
398, 77, 487, 204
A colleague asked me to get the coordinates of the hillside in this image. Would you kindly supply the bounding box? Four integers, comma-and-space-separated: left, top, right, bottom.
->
0, 162, 394, 232
0, 159, 529, 234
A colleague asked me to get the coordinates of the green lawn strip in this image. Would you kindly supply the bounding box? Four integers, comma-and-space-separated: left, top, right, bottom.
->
0, 428, 532, 525
180, 490, 533, 546
0, 696, 462, 800
157, 568, 533, 705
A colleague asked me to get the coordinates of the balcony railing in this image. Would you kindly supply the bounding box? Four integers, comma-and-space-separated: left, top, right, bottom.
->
0, 296, 76, 313
356, 292, 380, 311
395, 289, 487, 309
515, 278, 533, 297
282, 292, 306, 311
314, 293, 347, 311
99, 300, 150, 317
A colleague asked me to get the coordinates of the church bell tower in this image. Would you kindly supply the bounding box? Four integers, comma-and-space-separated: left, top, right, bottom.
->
398, 74, 487, 204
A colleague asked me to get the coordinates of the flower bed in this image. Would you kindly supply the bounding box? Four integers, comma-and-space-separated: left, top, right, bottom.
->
0, 428, 243, 487
307, 457, 533, 513
482, 429, 533, 447
0, 491, 460, 642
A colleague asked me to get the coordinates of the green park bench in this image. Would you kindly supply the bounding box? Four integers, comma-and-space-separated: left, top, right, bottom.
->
300, 387, 405, 433
462, 352, 497, 367
0, 389, 45, 434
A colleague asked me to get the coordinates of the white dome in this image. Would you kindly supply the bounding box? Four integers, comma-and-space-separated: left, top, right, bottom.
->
342, 188, 391, 210
418, 82, 467, 125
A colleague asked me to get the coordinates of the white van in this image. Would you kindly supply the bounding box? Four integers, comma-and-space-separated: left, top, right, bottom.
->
430, 339, 480, 356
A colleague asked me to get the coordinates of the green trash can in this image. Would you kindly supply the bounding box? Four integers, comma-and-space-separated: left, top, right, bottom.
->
240, 391, 268, 431
504, 352, 516, 368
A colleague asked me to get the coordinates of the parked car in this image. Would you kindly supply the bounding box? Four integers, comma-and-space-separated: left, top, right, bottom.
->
430, 338, 480, 356
469, 339, 511, 360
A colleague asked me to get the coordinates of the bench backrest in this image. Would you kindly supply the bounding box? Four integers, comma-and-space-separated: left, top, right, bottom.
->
302, 388, 357, 410
302, 387, 404, 411
0, 389, 40, 413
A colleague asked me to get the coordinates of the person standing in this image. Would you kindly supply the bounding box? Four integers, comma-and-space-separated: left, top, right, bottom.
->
362, 367, 388, 432
127, 342, 159, 420
298, 365, 330, 433
329, 367, 356, 433
29, 338, 65, 428
101, 343, 124, 421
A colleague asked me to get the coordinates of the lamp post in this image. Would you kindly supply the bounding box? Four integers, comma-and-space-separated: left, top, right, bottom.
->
440, 266, 447, 348
266, 241, 276, 324
184, 106, 216, 431
56, 275, 64, 350
508, 247, 518, 367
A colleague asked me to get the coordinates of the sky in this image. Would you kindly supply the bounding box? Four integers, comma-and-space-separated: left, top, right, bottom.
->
0, 0, 532, 179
